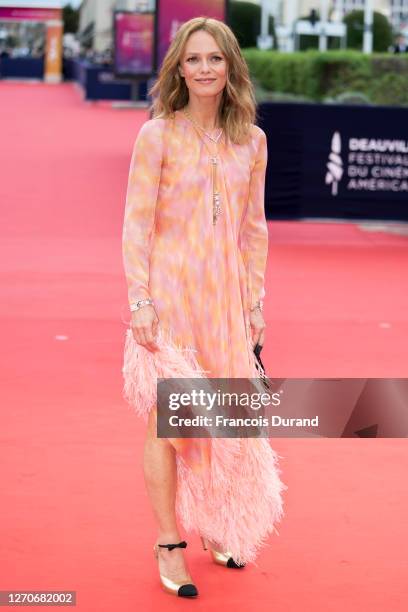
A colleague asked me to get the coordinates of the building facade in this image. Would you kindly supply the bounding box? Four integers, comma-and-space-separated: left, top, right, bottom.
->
278, 0, 407, 32
77, 0, 408, 54
78, 0, 153, 53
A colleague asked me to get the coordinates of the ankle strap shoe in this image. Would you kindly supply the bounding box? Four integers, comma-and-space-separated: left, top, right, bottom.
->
153, 540, 198, 597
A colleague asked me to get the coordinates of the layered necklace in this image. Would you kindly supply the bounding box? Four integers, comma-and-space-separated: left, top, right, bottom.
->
182, 108, 223, 225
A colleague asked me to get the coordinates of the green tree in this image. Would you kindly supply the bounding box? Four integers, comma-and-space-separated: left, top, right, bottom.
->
63, 3, 79, 34
229, 1, 277, 50
344, 10, 393, 52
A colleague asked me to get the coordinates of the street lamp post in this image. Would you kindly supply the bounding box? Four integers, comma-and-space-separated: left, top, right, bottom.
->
363, 0, 374, 53
286, 0, 297, 52
319, 0, 329, 51
257, 0, 273, 50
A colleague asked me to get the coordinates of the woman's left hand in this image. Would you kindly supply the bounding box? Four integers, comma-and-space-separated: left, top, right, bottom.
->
249, 307, 266, 348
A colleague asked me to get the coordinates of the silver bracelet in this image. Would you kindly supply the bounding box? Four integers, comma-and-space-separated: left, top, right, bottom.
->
130, 298, 154, 312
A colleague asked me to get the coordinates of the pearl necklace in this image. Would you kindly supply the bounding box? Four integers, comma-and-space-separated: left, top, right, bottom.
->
182, 108, 223, 225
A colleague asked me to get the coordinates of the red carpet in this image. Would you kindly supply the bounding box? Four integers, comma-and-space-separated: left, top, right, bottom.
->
1, 81, 407, 611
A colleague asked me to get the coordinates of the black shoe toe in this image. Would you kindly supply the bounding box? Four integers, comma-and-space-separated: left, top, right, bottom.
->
226, 557, 246, 569
178, 584, 198, 597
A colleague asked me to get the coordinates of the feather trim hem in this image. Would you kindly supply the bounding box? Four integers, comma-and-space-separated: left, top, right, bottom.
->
121, 324, 287, 565
122, 326, 209, 421
175, 438, 287, 566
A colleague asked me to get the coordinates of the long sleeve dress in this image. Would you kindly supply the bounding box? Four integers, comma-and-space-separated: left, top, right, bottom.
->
122, 110, 287, 565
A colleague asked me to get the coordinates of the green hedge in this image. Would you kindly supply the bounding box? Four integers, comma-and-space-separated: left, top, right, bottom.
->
242, 49, 408, 106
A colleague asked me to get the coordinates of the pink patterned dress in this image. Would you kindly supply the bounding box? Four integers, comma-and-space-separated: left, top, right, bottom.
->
122, 110, 286, 565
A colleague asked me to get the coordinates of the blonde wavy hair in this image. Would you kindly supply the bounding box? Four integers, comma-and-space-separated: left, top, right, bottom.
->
148, 17, 258, 145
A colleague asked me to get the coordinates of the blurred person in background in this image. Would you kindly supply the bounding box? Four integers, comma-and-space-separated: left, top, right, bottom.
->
392, 34, 408, 53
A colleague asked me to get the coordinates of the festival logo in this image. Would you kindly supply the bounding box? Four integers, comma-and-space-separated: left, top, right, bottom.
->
325, 131, 343, 196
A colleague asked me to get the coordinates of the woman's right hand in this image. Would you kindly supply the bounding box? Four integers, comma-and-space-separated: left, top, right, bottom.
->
131, 305, 159, 352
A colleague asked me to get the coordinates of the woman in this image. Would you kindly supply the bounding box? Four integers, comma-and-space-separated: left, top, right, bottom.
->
122, 17, 286, 598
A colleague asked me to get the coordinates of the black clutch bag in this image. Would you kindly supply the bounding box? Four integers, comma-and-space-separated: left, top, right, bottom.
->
253, 343, 271, 390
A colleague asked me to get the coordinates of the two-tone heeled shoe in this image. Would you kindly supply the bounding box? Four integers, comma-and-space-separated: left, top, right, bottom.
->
153, 540, 198, 597
200, 536, 246, 569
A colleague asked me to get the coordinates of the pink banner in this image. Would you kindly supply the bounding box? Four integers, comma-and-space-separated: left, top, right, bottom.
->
114, 12, 154, 76
157, 0, 227, 69
0, 7, 61, 21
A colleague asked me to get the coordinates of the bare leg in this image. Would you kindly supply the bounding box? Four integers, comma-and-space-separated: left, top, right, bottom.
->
143, 409, 193, 583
